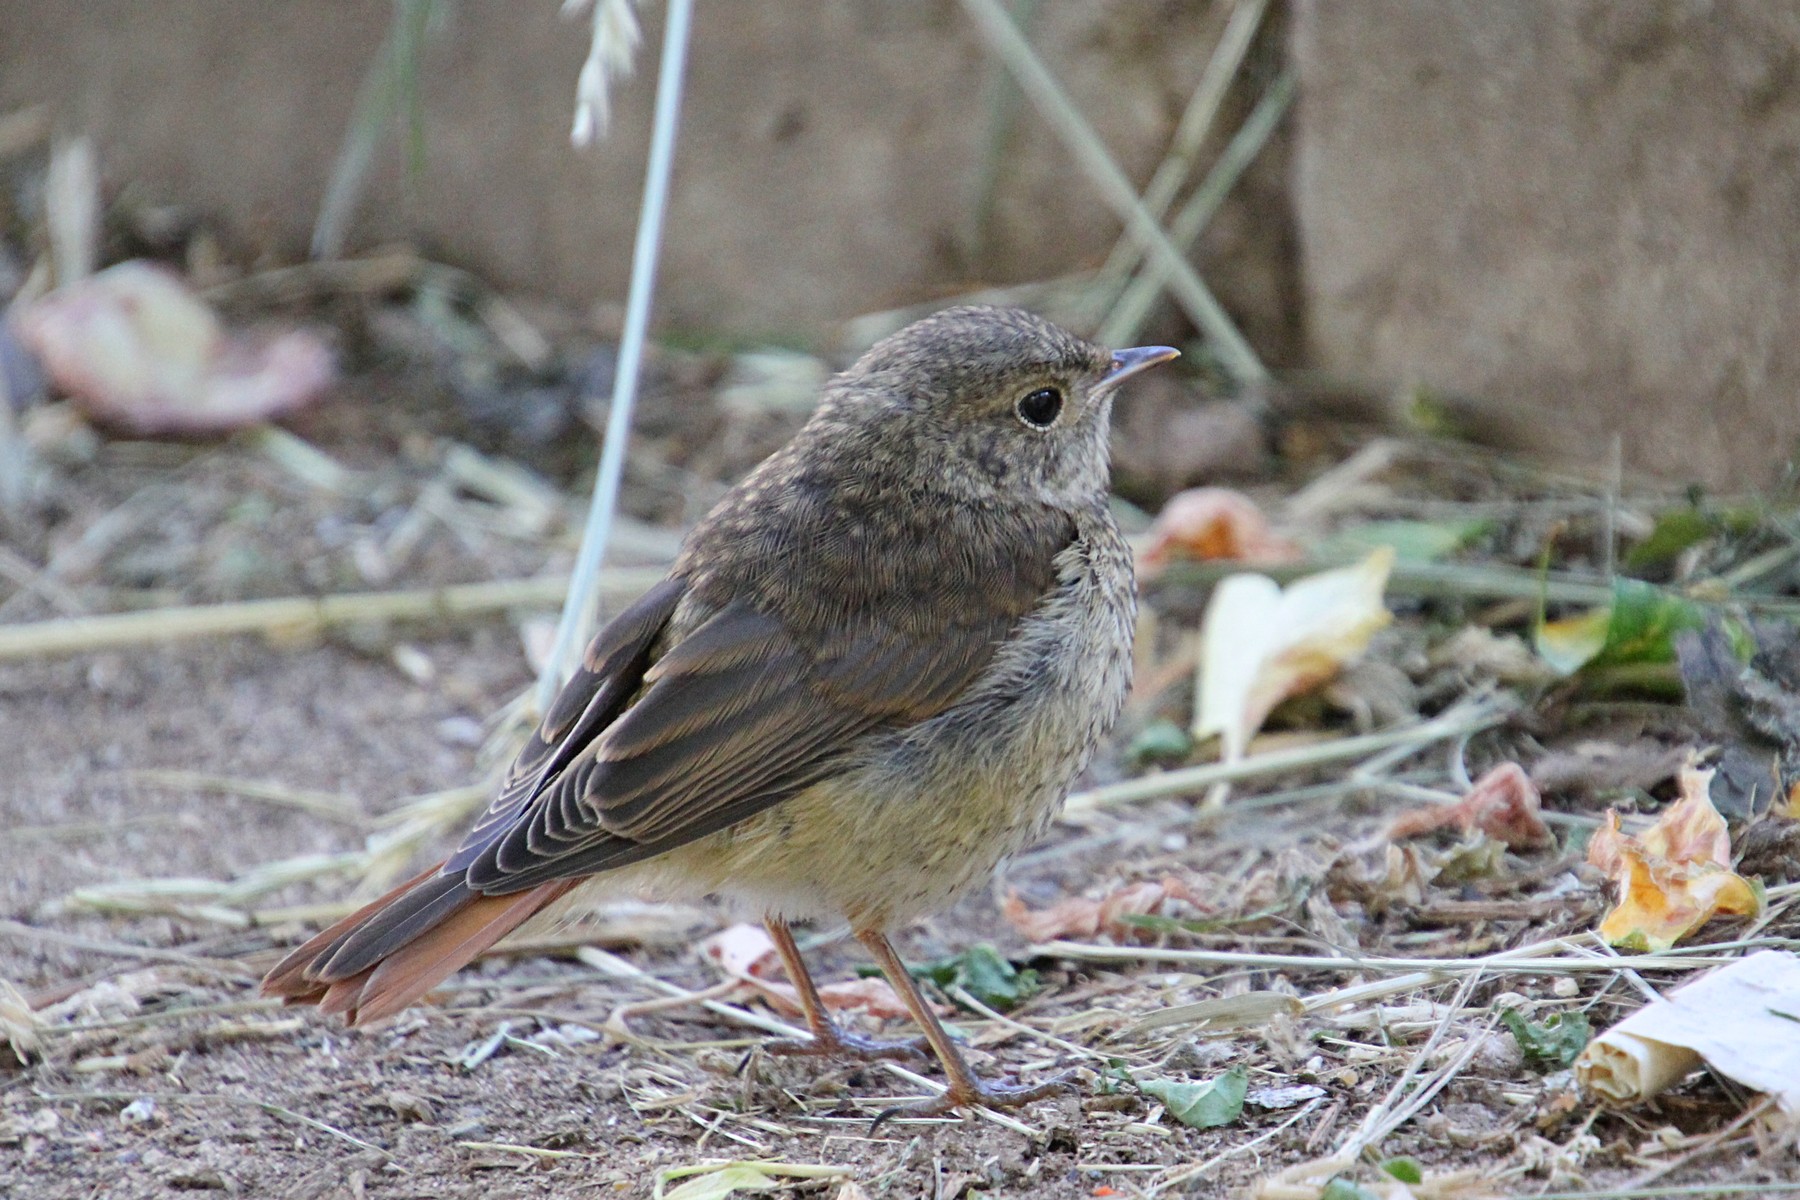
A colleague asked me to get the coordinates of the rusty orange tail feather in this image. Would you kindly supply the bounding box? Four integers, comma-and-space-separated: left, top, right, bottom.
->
262, 861, 576, 1027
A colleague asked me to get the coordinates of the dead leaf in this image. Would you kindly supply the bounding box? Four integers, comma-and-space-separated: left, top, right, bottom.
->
11, 260, 334, 434
1195, 549, 1395, 768
1002, 875, 1211, 942
0, 979, 42, 1065
1388, 763, 1551, 849
1326, 841, 1435, 916
1139, 487, 1300, 572
1587, 763, 1763, 951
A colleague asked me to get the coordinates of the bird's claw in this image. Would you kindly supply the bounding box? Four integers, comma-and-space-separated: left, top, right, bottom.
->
871, 1068, 1080, 1129
761, 1026, 929, 1063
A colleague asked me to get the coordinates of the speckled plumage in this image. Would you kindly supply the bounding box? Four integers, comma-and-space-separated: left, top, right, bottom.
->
265, 306, 1174, 1115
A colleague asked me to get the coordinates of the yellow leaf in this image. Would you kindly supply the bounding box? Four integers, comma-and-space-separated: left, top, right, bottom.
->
1588, 765, 1763, 952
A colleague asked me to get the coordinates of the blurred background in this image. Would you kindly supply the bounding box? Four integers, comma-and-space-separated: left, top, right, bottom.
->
6, 4, 1800, 1196
5, 1, 1796, 485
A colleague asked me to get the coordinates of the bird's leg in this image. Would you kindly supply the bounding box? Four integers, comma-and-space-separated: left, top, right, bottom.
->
856, 927, 1078, 1119
758, 917, 926, 1062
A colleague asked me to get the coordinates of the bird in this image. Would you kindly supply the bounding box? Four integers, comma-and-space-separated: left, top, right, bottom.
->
263, 305, 1177, 1116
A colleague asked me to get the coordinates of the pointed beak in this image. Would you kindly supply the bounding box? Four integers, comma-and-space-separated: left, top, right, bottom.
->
1100, 345, 1180, 391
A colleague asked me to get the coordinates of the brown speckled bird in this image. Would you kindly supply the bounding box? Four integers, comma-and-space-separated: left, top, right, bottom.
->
264, 306, 1177, 1116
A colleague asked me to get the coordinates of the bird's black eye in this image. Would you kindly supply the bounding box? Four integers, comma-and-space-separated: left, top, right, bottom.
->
1015, 387, 1063, 429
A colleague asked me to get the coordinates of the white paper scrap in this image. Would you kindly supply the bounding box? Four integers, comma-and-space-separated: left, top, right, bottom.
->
1576, 950, 1800, 1114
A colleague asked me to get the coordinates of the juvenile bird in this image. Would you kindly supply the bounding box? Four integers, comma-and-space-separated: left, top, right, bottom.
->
264, 306, 1177, 1116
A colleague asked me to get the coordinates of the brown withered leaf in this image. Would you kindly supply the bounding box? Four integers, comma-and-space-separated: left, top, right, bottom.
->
1388, 763, 1552, 850
1003, 876, 1212, 943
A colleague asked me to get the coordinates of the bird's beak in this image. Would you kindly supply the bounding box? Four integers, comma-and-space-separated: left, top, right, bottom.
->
1099, 345, 1180, 390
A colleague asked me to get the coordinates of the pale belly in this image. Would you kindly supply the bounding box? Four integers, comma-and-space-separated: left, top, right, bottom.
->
633, 522, 1135, 930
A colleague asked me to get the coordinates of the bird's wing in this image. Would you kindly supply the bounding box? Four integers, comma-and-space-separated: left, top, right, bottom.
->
447, 514, 1076, 895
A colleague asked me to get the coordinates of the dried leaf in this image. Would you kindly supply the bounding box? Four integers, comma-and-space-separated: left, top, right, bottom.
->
11, 261, 334, 434
1327, 841, 1436, 915
0, 978, 43, 1064
1195, 548, 1395, 760
1588, 764, 1763, 951
660, 1162, 849, 1200
1003, 876, 1210, 943
701, 923, 781, 979
1388, 763, 1551, 849
1676, 615, 1800, 817
700, 923, 923, 1019
1139, 487, 1300, 572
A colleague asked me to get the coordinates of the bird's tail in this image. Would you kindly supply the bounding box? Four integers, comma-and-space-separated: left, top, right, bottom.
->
261, 864, 576, 1026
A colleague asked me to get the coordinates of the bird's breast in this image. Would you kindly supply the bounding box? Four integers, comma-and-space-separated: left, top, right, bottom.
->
690, 508, 1136, 928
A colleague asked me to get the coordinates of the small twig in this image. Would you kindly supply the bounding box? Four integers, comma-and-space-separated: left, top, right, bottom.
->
946, 985, 1110, 1064
1334, 971, 1489, 1159
574, 946, 806, 1040
46, 999, 284, 1038
1623, 1097, 1778, 1192
457, 1140, 598, 1161
0, 546, 86, 615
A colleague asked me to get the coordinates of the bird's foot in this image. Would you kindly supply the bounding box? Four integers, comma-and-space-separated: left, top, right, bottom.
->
875, 1068, 1080, 1126
762, 1024, 928, 1063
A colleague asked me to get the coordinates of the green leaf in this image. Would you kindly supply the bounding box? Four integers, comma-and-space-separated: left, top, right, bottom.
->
1500, 1009, 1591, 1069
1315, 519, 1489, 564
1535, 578, 1704, 675
1139, 1064, 1248, 1129
1624, 508, 1715, 571
1320, 1180, 1381, 1200
913, 944, 1039, 1012
1379, 1156, 1424, 1184
1126, 719, 1193, 767
1624, 504, 1762, 571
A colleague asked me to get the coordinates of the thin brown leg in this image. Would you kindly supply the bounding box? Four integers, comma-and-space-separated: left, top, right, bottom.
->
758, 917, 925, 1062
856, 927, 1077, 1118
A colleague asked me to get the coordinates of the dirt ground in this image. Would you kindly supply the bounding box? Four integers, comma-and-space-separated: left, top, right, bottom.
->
4, 366, 1800, 1200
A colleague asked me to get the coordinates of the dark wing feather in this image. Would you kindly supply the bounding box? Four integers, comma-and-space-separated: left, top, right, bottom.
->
443, 576, 686, 877
454, 499, 1077, 897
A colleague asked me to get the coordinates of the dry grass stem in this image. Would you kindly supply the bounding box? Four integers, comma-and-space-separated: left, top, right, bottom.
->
0, 570, 664, 661
957, 0, 1265, 383
1091, 0, 1269, 300
1065, 696, 1510, 815
122, 769, 365, 825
